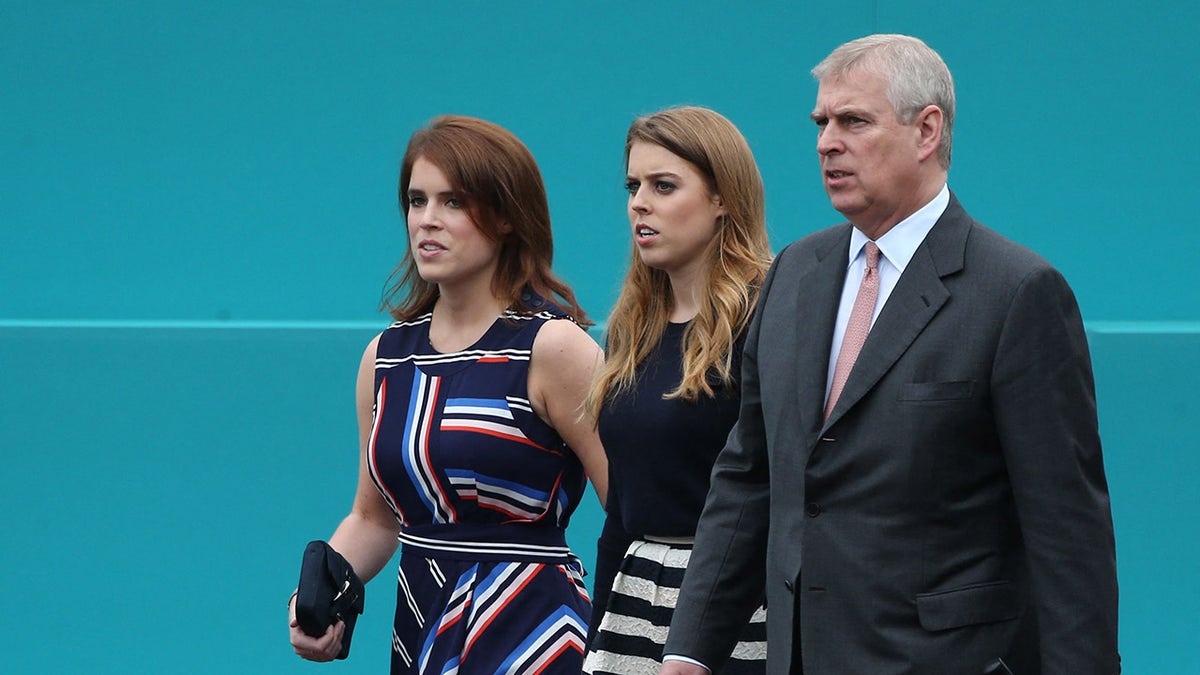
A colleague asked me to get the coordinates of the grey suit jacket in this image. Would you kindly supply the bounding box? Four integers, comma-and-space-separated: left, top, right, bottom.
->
664, 195, 1119, 674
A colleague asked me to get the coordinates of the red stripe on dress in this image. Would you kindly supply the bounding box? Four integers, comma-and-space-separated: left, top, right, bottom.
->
420, 376, 459, 522
439, 425, 562, 455
530, 638, 585, 675
463, 563, 544, 658
369, 378, 408, 526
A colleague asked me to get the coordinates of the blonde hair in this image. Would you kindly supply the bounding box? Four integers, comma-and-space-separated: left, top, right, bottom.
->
586, 106, 772, 418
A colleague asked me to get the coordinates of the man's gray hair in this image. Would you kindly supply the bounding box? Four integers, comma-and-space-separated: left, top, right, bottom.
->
812, 34, 955, 168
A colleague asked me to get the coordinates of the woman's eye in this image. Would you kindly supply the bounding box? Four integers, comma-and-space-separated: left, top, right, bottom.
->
625, 180, 639, 195
446, 197, 461, 208
655, 181, 676, 193
409, 196, 427, 207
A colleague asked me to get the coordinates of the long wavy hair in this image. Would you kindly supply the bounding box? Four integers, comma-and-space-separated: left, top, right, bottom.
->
382, 115, 589, 325
586, 106, 771, 418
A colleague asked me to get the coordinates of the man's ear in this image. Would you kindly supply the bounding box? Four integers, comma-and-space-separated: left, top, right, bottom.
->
914, 104, 944, 162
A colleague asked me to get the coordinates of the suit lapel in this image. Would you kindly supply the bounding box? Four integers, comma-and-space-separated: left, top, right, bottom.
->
793, 227, 852, 433
822, 195, 971, 429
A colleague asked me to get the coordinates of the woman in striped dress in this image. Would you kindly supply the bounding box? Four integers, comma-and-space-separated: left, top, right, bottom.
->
288, 115, 608, 674
582, 107, 773, 674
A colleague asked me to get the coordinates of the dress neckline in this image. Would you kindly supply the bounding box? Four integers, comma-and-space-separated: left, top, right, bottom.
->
424, 313, 504, 356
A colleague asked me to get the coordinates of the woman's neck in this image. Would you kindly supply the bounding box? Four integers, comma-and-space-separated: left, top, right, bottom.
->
667, 268, 703, 323
428, 287, 507, 353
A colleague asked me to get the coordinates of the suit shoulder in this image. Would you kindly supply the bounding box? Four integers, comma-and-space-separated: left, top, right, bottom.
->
958, 219, 1081, 306
964, 220, 1060, 277
776, 224, 848, 261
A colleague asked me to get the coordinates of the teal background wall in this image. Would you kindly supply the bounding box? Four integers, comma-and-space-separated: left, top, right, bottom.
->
2, 2, 1196, 673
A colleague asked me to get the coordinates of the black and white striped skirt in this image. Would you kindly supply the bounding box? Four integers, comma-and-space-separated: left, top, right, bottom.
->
583, 537, 767, 674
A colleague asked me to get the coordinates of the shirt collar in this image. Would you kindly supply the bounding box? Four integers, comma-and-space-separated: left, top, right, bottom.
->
847, 184, 950, 272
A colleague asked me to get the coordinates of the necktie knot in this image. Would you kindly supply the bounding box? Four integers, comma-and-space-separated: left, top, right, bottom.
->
865, 241, 880, 270
824, 239, 883, 421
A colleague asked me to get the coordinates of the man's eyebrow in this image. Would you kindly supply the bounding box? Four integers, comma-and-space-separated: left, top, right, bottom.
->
812, 106, 871, 121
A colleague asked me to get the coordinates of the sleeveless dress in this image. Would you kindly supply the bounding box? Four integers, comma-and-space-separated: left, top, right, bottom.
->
583, 321, 766, 674
367, 301, 591, 674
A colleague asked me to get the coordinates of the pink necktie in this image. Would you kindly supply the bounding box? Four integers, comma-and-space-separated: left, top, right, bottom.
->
825, 241, 880, 420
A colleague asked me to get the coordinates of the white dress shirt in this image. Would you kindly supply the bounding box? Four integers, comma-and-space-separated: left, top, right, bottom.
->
823, 185, 949, 406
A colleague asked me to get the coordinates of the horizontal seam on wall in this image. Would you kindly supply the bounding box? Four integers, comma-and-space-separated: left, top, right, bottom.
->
0, 319, 387, 331
0, 319, 611, 336
1085, 321, 1200, 335
1, 319, 1194, 335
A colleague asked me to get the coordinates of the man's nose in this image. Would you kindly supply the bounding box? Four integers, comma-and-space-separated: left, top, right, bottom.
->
817, 125, 842, 156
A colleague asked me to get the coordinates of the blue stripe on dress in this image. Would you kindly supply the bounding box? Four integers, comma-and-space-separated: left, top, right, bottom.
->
499, 604, 587, 674
446, 397, 510, 410
402, 370, 456, 523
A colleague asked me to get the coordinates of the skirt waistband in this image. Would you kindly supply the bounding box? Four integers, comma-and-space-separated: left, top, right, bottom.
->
398, 523, 574, 563
642, 534, 695, 546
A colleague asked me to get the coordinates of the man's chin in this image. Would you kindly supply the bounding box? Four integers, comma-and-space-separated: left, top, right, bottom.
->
827, 197, 863, 220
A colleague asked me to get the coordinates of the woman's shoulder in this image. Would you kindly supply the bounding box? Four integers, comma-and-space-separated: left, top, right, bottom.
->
376, 312, 432, 356
500, 291, 580, 336
383, 311, 434, 329
510, 289, 572, 320
530, 313, 601, 365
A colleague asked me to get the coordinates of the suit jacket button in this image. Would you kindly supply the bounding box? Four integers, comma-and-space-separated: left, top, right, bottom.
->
805, 502, 822, 517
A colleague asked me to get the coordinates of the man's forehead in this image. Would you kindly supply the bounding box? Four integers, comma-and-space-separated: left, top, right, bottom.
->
814, 72, 889, 109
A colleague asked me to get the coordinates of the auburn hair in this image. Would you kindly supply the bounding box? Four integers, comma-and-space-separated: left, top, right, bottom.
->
382, 115, 589, 324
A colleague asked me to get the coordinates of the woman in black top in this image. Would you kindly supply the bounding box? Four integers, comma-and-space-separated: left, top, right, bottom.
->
582, 106, 772, 674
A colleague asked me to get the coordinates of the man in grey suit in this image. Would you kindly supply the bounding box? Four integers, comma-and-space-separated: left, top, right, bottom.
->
659, 34, 1119, 674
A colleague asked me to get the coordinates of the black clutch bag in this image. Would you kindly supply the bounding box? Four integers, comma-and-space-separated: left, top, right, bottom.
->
295, 540, 365, 660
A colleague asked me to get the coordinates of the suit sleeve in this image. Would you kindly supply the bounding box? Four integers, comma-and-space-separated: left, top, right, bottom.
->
991, 265, 1119, 673
662, 256, 777, 669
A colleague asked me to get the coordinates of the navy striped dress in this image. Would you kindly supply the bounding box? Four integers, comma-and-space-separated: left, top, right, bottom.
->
368, 301, 591, 674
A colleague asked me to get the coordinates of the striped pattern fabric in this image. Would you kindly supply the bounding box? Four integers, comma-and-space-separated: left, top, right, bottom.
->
393, 555, 591, 674
369, 302, 591, 674
584, 540, 767, 674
